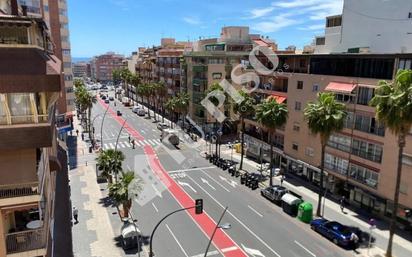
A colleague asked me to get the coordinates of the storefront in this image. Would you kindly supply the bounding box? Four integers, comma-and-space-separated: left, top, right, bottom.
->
243, 134, 283, 165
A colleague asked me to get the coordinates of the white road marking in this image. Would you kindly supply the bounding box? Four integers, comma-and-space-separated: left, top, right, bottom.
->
165, 224, 189, 257
148, 139, 156, 146
151, 184, 163, 198
200, 171, 230, 192
135, 140, 144, 146
152, 202, 159, 213
201, 178, 216, 190
186, 175, 281, 257
248, 205, 263, 218
124, 141, 131, 147
108, 143, 115, 149
168, 166, 215, 174
143, 140, 150, 145
177, 181, 197, 193
222, 246, 238, 253
294, 241, 316, 257
103, 143, 109, 149
119, 142, 125, 148
241, 244, 266, 257
219, 176, 238, 188
191, 250, 219, 257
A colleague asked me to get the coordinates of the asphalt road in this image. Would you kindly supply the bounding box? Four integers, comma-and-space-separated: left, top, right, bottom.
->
91, 91, 355, 257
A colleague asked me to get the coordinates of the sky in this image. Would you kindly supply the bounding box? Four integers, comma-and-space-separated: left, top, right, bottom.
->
68, 0, 343, 58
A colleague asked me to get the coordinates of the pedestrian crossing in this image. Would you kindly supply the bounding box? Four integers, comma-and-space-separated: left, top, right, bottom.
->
102, 139, 161, 149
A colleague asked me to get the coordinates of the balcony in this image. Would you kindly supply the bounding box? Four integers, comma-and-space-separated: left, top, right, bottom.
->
6, 229, 46, 254
0, 182, 39, 199
193, 65, 208, 73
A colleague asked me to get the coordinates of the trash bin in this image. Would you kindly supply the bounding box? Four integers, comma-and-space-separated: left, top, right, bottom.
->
297, 202, 313, 223
121, 222, 140, 250
240, 174, 247, 184
281, 193, 303, 217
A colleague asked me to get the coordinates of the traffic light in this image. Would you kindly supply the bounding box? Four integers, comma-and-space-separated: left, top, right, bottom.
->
195, 199, 203, 214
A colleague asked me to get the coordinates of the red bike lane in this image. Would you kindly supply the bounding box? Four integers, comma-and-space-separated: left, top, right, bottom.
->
98, 98, 248, 257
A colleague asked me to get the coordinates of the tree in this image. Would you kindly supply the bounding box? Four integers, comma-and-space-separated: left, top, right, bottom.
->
165, 97, 177, 128
369, 69, 412, 257
95, 149, 125, 183
155, 82, 167, 123
256, 98, 288, 186
233, 91, 255, 170
108, 171, 144, 218
112, 69, 122, 85
74, 80, 96, 140
175, 92, 190, 128
304, 92, 347, 217
137, 83, 152, 118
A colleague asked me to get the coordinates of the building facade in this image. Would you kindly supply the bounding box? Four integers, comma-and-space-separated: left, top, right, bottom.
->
90, 52, 125, 83
0, 2, 63, 256
72, 62, 88, 79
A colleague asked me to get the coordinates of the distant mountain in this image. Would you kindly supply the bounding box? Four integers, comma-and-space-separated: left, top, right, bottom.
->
72, 57, 91, 63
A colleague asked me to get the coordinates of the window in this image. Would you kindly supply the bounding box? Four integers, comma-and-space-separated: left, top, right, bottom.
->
357, 87, 374, 105
347, 112, 385, 136
335, 93, 355, 103
299, 59, 306, 68
349, 163, 379, 188
44, 5, 49, 12
297, 81, 303, 90
315, 37, 325, 46
326, 16, 342, 27
328, 134, 351, 152
399, 59, 412, 70
352, 139, 383, 163
60, 23, 69, 30
403, 154, 412, 166
62, 49, 70, 55
293, 122, 300, 132
400, 182, 408, 195
312, 84, 319, 92
324, 153, 349, 175
292, 143, 299, 151
65, 87, 73, 93
212, 73, 222, 79
294, 101, 301, 111
64, 75, 73, 81
61, 36, 69, 42
64, 62, 72, 68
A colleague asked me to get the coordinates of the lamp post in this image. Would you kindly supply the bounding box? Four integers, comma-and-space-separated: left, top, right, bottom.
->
100, 103, 110, 148
203, 207, 230, 257
217, 129, 223, 159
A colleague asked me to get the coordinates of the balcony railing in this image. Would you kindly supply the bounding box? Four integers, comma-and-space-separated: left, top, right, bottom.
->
0, 182, 39, 199
6, 229, 46, 254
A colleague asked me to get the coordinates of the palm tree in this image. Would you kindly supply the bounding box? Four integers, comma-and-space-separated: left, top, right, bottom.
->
304, 92, 347, 217
96, 149, 125, 182
129, 73, 140, 103
256, 98, 288, 186
175, 92, 190, 128
369, 69, 412, 257
165, 97, 177, 128
137, 83, 152, 118
233, 91, 255, 170
156, 82, 167, 123
108, 171, 144, 218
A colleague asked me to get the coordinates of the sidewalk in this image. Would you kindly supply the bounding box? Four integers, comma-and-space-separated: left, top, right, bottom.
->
69, 114, 148, 257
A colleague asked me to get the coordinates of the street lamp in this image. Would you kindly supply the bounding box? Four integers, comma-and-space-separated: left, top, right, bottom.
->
217, 129, 223, 159
203, 207, 230, 257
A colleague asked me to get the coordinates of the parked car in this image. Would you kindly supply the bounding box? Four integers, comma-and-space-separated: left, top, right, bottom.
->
261, 185, 288, 203
132, 106, 140, 113
160, 129, 179, 146
109, 96, 114, 101
104, 99, 110, 104
310, 219, 359, 247
137, 109, 146, 116
116, 110, 122, 116
101, 95, 107, 100
157, 123, 169, 131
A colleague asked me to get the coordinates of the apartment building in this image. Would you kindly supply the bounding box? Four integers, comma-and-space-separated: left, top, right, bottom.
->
72, 62, 89, 79
17, 0, 75, 118
184, 26, 277, 133
90, 52, 125, 83
0, 3, 64, 256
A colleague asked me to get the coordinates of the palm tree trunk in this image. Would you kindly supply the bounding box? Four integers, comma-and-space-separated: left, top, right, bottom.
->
269, 131, 274, 187
88, 108, 92, 142
316, 143, 326, 217
386, 133, 406, 257
147, 97, 151, 118
162, 100, 165, 123
240, 117, 245, 171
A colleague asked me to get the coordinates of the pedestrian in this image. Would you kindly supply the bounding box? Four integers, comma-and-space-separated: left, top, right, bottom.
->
81, 133, 84, 141
128, 134, 131, 143
131, 139, 135, 149
76, 129, 79, 136
280, 175, 284, 186
340, 196, 345, 212
73, 207, 78, 223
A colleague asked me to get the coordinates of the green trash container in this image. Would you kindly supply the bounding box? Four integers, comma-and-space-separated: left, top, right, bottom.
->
297, 202, 313, 223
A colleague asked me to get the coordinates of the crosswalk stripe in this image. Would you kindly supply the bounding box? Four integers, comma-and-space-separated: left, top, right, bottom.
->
119, 142, 125, 148
124, 142, 131, 147
135, 141, 143, 146
143, 140, 150, 145
104, 143, 109, 149
148, 139, 156, 146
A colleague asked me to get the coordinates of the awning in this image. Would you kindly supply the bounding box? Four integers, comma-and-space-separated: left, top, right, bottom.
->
267, 94, 287, 104
325, 82, 357, 94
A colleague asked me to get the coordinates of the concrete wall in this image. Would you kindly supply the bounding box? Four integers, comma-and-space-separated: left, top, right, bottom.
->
0, 149, 37, 185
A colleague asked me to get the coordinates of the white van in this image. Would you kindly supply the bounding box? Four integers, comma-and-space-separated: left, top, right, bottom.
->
132, 106, 140, 113
137, 109, 146, 116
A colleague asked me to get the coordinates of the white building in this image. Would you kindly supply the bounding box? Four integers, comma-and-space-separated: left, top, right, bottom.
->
315, 0, 412, 54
